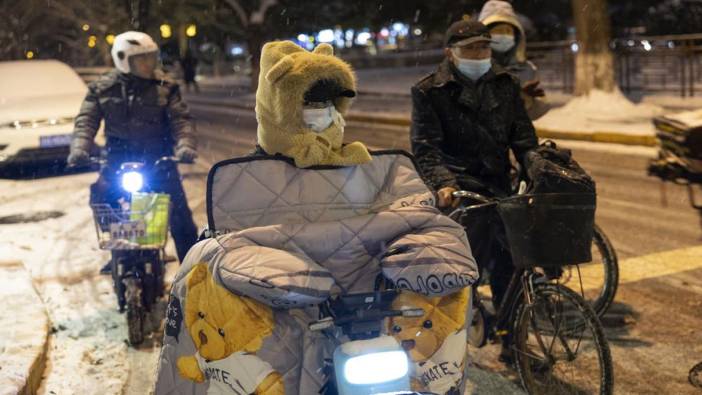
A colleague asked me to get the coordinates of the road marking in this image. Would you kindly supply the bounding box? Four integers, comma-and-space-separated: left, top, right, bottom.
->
578, 245, 702, 288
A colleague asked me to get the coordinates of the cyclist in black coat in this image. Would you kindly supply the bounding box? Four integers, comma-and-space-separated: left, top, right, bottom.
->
67, 31, 198, 271
410, 21, 538, 363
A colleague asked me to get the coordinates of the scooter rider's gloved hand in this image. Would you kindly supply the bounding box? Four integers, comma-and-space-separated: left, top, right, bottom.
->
175, 145, 197, 163
67, 148, 90, 167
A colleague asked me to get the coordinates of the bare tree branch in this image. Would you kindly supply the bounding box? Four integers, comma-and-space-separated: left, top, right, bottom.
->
222, 0, 249, 28
250, 0, 277, 25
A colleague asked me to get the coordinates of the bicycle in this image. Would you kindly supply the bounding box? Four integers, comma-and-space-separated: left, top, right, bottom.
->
649, 160, 702, 392
451, 190, 614, 394
449, 189, 619, 321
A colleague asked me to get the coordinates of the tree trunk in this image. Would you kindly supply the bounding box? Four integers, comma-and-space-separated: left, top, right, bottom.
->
247, 26, 264, 92
125, 0, 151, 30
572, 0, 615, 95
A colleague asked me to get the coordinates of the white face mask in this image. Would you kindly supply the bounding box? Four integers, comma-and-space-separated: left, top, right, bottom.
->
490, 34, 515, 52
452, 50, 492, 81
303, 106, 333, 132
303, 106, 345, 133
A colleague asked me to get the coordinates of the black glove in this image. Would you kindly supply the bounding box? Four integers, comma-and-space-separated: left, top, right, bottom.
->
523, 80, 546, 98
175, 145, 197, 163
67, 148, 90, 167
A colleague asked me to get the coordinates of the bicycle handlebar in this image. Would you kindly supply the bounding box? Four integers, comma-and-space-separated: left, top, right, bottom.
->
451, 190, 493, 203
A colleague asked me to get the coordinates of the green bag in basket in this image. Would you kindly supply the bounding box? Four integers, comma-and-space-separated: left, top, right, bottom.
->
130, 192, 170, 246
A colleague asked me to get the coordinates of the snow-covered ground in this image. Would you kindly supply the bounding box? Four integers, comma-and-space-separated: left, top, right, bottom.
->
534, 89, 666, 135
0, 166, 207, 394
0, 173, 128, 393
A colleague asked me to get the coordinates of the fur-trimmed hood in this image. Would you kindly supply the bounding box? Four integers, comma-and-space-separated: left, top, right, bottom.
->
255, 40, 371, 168
478, 0, 527, 63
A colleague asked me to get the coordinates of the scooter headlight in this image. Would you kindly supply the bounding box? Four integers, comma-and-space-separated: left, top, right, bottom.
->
121, 171, 144, 193
343, 350, 409, 385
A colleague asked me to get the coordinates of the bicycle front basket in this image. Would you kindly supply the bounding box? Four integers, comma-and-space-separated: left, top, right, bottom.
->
496, 193, 596, 268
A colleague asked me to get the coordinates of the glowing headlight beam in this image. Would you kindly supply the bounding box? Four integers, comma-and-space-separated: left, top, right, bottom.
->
343, 351, 409, 385
121, 171, 144, 193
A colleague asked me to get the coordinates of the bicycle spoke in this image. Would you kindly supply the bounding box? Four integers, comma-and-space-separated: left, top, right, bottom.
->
514, 284, 613, 395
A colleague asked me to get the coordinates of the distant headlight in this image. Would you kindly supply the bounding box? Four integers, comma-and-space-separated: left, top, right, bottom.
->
343, 351, 409, 385
121, 171, 144, 193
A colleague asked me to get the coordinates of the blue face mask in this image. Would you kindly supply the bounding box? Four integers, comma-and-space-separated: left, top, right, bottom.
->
490, 34, 516, 52
452, 50, 492, 81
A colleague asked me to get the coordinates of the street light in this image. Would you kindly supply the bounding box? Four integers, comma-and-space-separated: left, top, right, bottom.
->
160, 24, 172, 39
185, 24, 197, 38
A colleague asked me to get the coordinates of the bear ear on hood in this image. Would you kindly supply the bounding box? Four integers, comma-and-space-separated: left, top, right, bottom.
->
186, 263, 210, 289
265, 54, 295, 84
313, 43, 334, 56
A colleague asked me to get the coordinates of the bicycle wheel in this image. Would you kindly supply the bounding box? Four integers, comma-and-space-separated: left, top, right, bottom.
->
690, 361, 702, 389
556, 224, 619, 318
512, 283, 614, 395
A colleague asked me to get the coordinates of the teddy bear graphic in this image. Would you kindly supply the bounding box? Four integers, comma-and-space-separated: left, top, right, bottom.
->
176, 263, 284, 395
387, 289, 470, 394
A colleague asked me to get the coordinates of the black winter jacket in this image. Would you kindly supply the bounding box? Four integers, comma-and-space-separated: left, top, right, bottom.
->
410, 60, 538, 196
71, 70, 196, 163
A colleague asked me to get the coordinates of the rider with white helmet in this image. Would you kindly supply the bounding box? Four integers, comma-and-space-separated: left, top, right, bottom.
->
68, 31, 198, 272
110, 31, 160, 78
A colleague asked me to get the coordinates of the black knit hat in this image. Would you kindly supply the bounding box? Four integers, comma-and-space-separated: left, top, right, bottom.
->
445, 19, 492, 47
304, 79, 356, 103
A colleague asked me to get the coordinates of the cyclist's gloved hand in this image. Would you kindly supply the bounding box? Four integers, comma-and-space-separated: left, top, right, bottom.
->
175, 145, 197, 163
523, 80, 545, 98
437, 186, 459, 208
67, 148, 90, 167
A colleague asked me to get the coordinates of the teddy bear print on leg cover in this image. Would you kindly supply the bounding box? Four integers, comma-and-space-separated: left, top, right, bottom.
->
154, 40, 478, 395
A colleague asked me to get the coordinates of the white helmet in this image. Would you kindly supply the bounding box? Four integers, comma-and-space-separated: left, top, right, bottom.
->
110, 31, 159, 74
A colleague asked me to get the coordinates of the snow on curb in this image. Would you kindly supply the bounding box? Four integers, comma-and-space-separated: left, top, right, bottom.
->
0, 260, 49, 395
533, 89, 664, 146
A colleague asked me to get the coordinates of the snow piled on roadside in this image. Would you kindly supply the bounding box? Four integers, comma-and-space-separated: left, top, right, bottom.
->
0, 173, 129, 394
535, 89, 666, 135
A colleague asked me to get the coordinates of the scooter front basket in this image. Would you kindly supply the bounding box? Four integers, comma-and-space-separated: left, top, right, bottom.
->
90, 193, 171, 250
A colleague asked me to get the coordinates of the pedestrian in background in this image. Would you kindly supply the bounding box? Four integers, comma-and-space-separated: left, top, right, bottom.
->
180, 50, 200, 93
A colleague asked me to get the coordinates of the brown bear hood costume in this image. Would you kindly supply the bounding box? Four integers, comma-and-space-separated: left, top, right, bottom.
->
255, 40, 371, 168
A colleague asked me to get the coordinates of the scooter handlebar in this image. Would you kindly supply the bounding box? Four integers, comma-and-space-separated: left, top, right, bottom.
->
155, 156, 194, 166
308, 307, 425, 332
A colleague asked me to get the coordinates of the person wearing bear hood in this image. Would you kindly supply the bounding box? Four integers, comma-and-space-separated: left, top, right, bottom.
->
155, 41, 478, 395
253, 40, 372, 167
479, 0, 550, 119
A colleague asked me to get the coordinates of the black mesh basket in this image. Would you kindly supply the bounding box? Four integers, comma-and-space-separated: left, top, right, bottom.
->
496, 193, 596, 269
